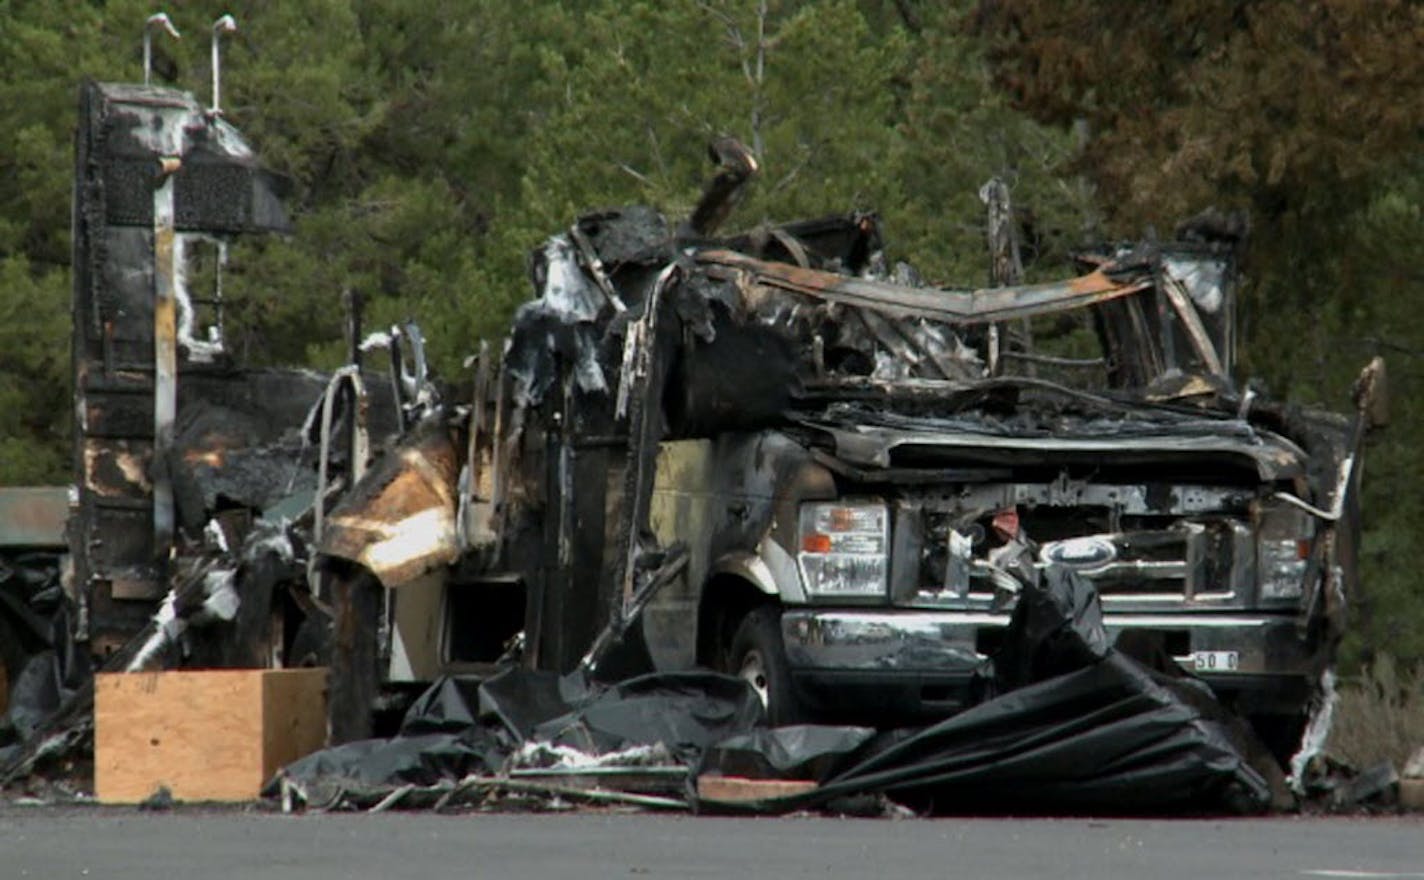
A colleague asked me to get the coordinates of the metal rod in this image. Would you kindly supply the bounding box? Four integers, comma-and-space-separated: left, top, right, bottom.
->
152, 156, 181, 552
143, 13, 180, 86
210, 14, 237, 114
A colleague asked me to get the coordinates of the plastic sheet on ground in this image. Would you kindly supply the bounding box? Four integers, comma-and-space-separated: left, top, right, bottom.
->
693, 567, 1276, 815
265, 565, 1278, 815
696, 725, 877, 783
263, 668, 765, 809
1, 554, 89, 771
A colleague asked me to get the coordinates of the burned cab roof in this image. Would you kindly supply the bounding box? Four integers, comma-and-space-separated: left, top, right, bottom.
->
84, 80, 292, 235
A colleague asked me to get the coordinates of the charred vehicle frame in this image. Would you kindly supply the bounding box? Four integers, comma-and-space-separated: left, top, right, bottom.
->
314, 143, 1383, 763
2, 55, 1379, 788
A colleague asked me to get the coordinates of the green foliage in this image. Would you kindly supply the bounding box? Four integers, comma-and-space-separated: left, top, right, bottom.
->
0, 256, 70, 484
516, 1, 908, 236
893, 3, 1090, 284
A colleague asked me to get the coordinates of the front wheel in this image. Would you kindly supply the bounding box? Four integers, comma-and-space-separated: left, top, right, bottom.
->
725, 606, 803, 726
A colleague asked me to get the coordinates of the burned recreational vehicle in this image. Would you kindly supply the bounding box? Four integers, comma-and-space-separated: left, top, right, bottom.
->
315, 142, 1383, 761
0, 10, 1381, 803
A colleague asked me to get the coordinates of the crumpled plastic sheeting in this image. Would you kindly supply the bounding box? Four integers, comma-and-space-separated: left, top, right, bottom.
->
987, 563, 1112, 692
263, 669, 764, 803
267, 568, 1275, 816
699, 653, 1271, 815
274, 732, 507, 791
697, 725, 877, 783
529, 672, 765, 761
694, 567, 1274, 815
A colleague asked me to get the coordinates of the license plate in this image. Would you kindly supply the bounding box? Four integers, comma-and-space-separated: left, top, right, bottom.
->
1192, 650, 1240, 672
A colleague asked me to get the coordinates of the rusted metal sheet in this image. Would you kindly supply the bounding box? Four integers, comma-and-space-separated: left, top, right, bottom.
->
697, 249, 1152, 325
0, 487, 70, 548
319, 423, 462, 588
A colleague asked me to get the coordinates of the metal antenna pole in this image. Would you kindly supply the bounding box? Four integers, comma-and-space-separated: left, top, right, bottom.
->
210, 14, 237, 114
143, 12, 180, 86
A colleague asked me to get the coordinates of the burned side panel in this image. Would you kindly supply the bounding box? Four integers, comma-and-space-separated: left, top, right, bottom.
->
68, 80, 320, 652
317, 421, 462, 589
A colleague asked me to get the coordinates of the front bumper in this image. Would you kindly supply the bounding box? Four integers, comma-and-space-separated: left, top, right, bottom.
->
780, 608, 1319, 720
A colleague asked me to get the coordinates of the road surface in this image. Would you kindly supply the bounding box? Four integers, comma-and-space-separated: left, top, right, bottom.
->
2, 807, 1421, 879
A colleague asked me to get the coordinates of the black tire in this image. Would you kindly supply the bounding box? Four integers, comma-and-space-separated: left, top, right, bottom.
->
725, 606, 803, 726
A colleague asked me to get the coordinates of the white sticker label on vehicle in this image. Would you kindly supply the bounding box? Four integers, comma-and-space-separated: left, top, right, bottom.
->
1193, 650, 1240, 672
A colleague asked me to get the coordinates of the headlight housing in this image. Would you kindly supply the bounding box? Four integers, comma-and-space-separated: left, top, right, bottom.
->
1257, 504, 1315, 601
1258, 538, 1309, 600
796, 501, 889, 598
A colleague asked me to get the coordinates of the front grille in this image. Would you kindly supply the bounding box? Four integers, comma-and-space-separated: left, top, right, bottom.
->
917, 503, 1250, 605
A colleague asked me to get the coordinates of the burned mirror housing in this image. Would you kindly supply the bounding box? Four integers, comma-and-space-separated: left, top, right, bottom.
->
1353, 356, 1389, 430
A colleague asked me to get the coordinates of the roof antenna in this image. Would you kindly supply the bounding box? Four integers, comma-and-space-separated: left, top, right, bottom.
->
210, 14, 238, 115
143, 12, 181, 86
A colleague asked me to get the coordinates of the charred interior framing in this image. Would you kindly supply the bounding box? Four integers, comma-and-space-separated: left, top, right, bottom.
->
326, 138, 1371, 761
68, 80, 397, 657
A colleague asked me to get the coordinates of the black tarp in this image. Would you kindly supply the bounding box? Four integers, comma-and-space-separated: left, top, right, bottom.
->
267, 565, 1277, 815
0, 555, 89, 766
265, 668, 765, 801
696, 653, 1270, 814
693, 566, 1275, 815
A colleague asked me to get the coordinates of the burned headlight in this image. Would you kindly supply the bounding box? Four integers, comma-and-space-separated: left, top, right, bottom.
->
1257, 504, 1315, 601
796, 501, 888, 598
1258, 538, 1309, 600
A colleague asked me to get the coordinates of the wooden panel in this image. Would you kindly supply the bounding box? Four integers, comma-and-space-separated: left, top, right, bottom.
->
696, 775, 818, 803
260, 669, 329, 783
95, 668, 326, 803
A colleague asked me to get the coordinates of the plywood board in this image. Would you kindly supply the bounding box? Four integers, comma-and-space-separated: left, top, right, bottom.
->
696, 775, 818, 803
96, 668, 326, 803
260, 669, 329, 783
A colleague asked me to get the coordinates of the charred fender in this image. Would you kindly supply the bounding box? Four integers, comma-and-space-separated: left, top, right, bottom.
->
317, 420, 462, 589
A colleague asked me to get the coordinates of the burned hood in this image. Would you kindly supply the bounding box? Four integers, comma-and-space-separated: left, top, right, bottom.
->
799, 394, 1307, 481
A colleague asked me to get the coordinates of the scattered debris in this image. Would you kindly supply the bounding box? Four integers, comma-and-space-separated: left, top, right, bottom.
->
263, 568, 1279, 816
1295, 754, 1404, 813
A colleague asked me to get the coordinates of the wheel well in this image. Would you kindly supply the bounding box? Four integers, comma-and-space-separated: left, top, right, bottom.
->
697, 574, 776, 668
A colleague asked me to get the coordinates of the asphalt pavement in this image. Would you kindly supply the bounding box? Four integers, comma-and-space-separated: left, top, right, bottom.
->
2, 807, 1421, 880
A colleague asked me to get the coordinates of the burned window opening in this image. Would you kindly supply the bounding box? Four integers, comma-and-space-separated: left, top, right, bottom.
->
174, 234, 227, 363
